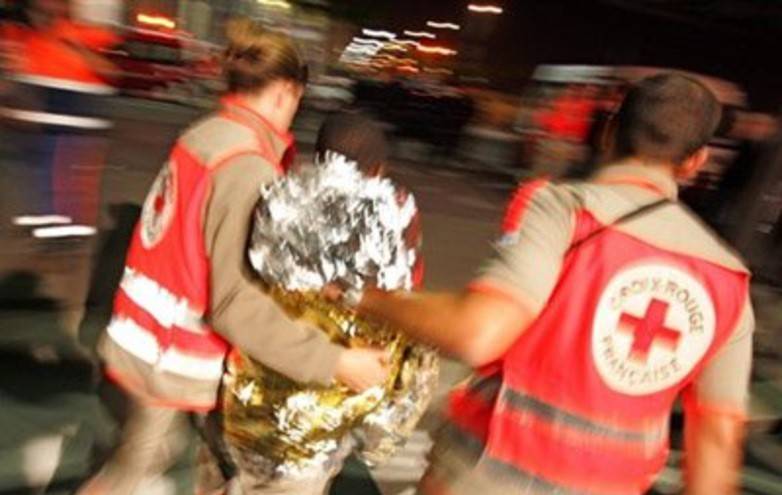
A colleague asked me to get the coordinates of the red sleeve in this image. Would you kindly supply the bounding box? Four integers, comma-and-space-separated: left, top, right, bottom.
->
501, 179, 550, 234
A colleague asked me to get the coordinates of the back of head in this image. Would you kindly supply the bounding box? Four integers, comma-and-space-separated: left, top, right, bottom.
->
315, 111, 389, 174
223, 18, 308, 94
614, 73, 722, 165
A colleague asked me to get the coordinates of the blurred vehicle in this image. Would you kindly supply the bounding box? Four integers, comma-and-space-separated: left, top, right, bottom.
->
515, 65, 747, 181
105, 27, 189, 98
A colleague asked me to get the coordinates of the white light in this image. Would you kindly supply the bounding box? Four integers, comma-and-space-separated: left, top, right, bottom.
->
468, 4, 504, 14
257, 0, 292, 8
352, 37, 384, 47
33, 225, 97, 238
394, 40, 421, 47
345, 44, 380, 56
403, 30, 436, 39
362, 29, 396, 40
13, 215, 72, 226
426, 21, 460, 30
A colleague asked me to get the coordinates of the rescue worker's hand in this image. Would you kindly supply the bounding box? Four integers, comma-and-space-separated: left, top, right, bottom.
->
321, 283, 343, 303
335, 347, 391, 392
321, 283, 365, 308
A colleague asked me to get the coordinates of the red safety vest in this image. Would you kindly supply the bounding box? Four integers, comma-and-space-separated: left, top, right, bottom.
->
445, 181, 749, 494
105, 98, 288, 411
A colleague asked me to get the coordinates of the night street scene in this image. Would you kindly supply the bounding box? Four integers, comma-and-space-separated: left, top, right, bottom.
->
1, 0, 782, 494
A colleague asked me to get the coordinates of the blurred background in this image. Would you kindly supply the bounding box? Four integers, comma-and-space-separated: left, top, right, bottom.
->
1, 0, 782, 493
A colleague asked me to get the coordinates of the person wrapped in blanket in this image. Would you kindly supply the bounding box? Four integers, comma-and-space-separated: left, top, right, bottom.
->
198, 111, 439, 495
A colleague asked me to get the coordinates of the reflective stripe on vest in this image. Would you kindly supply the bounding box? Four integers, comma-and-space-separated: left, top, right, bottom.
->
119, 267, 206, 335
435, 421, 618, 495
108, 268, 225, 381
499, 388, 668, 445
107, 317, 224, 381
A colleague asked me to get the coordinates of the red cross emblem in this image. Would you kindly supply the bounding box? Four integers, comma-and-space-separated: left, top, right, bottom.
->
618, 299, 682, 363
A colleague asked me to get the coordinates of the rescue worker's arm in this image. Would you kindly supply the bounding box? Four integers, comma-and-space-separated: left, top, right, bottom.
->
205, 154, 348, 386
682, 298, 754, 495
357, 182, 575, 367
359, 289, 534, 367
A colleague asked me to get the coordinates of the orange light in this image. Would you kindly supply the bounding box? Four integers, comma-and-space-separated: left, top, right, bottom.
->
137, 13, 176, 30
417, 45, 457, 56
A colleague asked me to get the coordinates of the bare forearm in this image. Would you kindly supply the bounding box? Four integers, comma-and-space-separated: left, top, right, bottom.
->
684, 412, 745, 495
359, 289, 471, 356
359, 287, 534, 366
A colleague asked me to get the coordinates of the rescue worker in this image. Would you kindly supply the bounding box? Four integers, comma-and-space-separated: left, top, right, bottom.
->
2, 0, 117, 229
79, 20, 389, 495
337, 74, 754, 494
0, 0, 118, 344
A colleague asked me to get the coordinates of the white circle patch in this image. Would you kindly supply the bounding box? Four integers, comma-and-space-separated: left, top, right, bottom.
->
592, 263, 716, 396
140, 163, 176, 249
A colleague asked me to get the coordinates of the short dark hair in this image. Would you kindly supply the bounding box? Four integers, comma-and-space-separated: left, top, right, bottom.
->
613, 73, 722, 164
315, 111, 389, 172
223, 19, 308, 94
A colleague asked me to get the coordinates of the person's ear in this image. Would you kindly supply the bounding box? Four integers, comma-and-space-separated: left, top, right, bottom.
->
676, 147, 709, 180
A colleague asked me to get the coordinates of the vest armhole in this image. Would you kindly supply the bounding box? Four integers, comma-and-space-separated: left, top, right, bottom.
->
209, 146, 281, 174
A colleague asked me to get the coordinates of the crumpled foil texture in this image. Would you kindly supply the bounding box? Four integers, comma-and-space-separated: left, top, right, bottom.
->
223, 153, 439, 478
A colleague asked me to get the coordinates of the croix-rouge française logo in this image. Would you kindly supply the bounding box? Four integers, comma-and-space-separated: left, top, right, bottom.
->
592, 263, 716, 395
141, 163, 176, 249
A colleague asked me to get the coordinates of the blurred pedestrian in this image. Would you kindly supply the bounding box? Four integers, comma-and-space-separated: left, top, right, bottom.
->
78, 20, 388, 495
1, 0, 117, 231
0, 0, 118, 345
334, 74, 754, 494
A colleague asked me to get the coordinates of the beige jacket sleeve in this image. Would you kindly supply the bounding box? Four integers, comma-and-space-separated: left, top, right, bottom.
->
473, 181, 577, 312
689, 294, 755, 414
204, 153, 343, 386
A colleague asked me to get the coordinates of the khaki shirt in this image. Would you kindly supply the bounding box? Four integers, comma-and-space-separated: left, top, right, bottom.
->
475, 162, 753, 412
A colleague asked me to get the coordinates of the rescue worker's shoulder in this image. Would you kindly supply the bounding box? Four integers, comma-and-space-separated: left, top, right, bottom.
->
573, 181, 749, 275
501, 179, 582, 235
178, 114, 261, 168
667, 202, 750, 275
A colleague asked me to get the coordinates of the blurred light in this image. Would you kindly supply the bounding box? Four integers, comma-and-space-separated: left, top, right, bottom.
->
136, 13, 176, 29
404, 30, 436, 39
468, 4, 504, 14
352, 37, 384, 47
424, 67, 454, 75
426, 21, 460, 30
399, 65, 420, 73
384, 43, 408, 52
13, 215, 72, 227
394, 40, 421, 47
345, 44, 380, 56
362, 29, 396, 40
33, 225, 97, 239
257, 0, 292, 8
417, 45, 458, 56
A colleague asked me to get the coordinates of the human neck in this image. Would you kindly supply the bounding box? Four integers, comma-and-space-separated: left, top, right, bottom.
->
238, 91, 287, 134
615, 156, 677, 177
